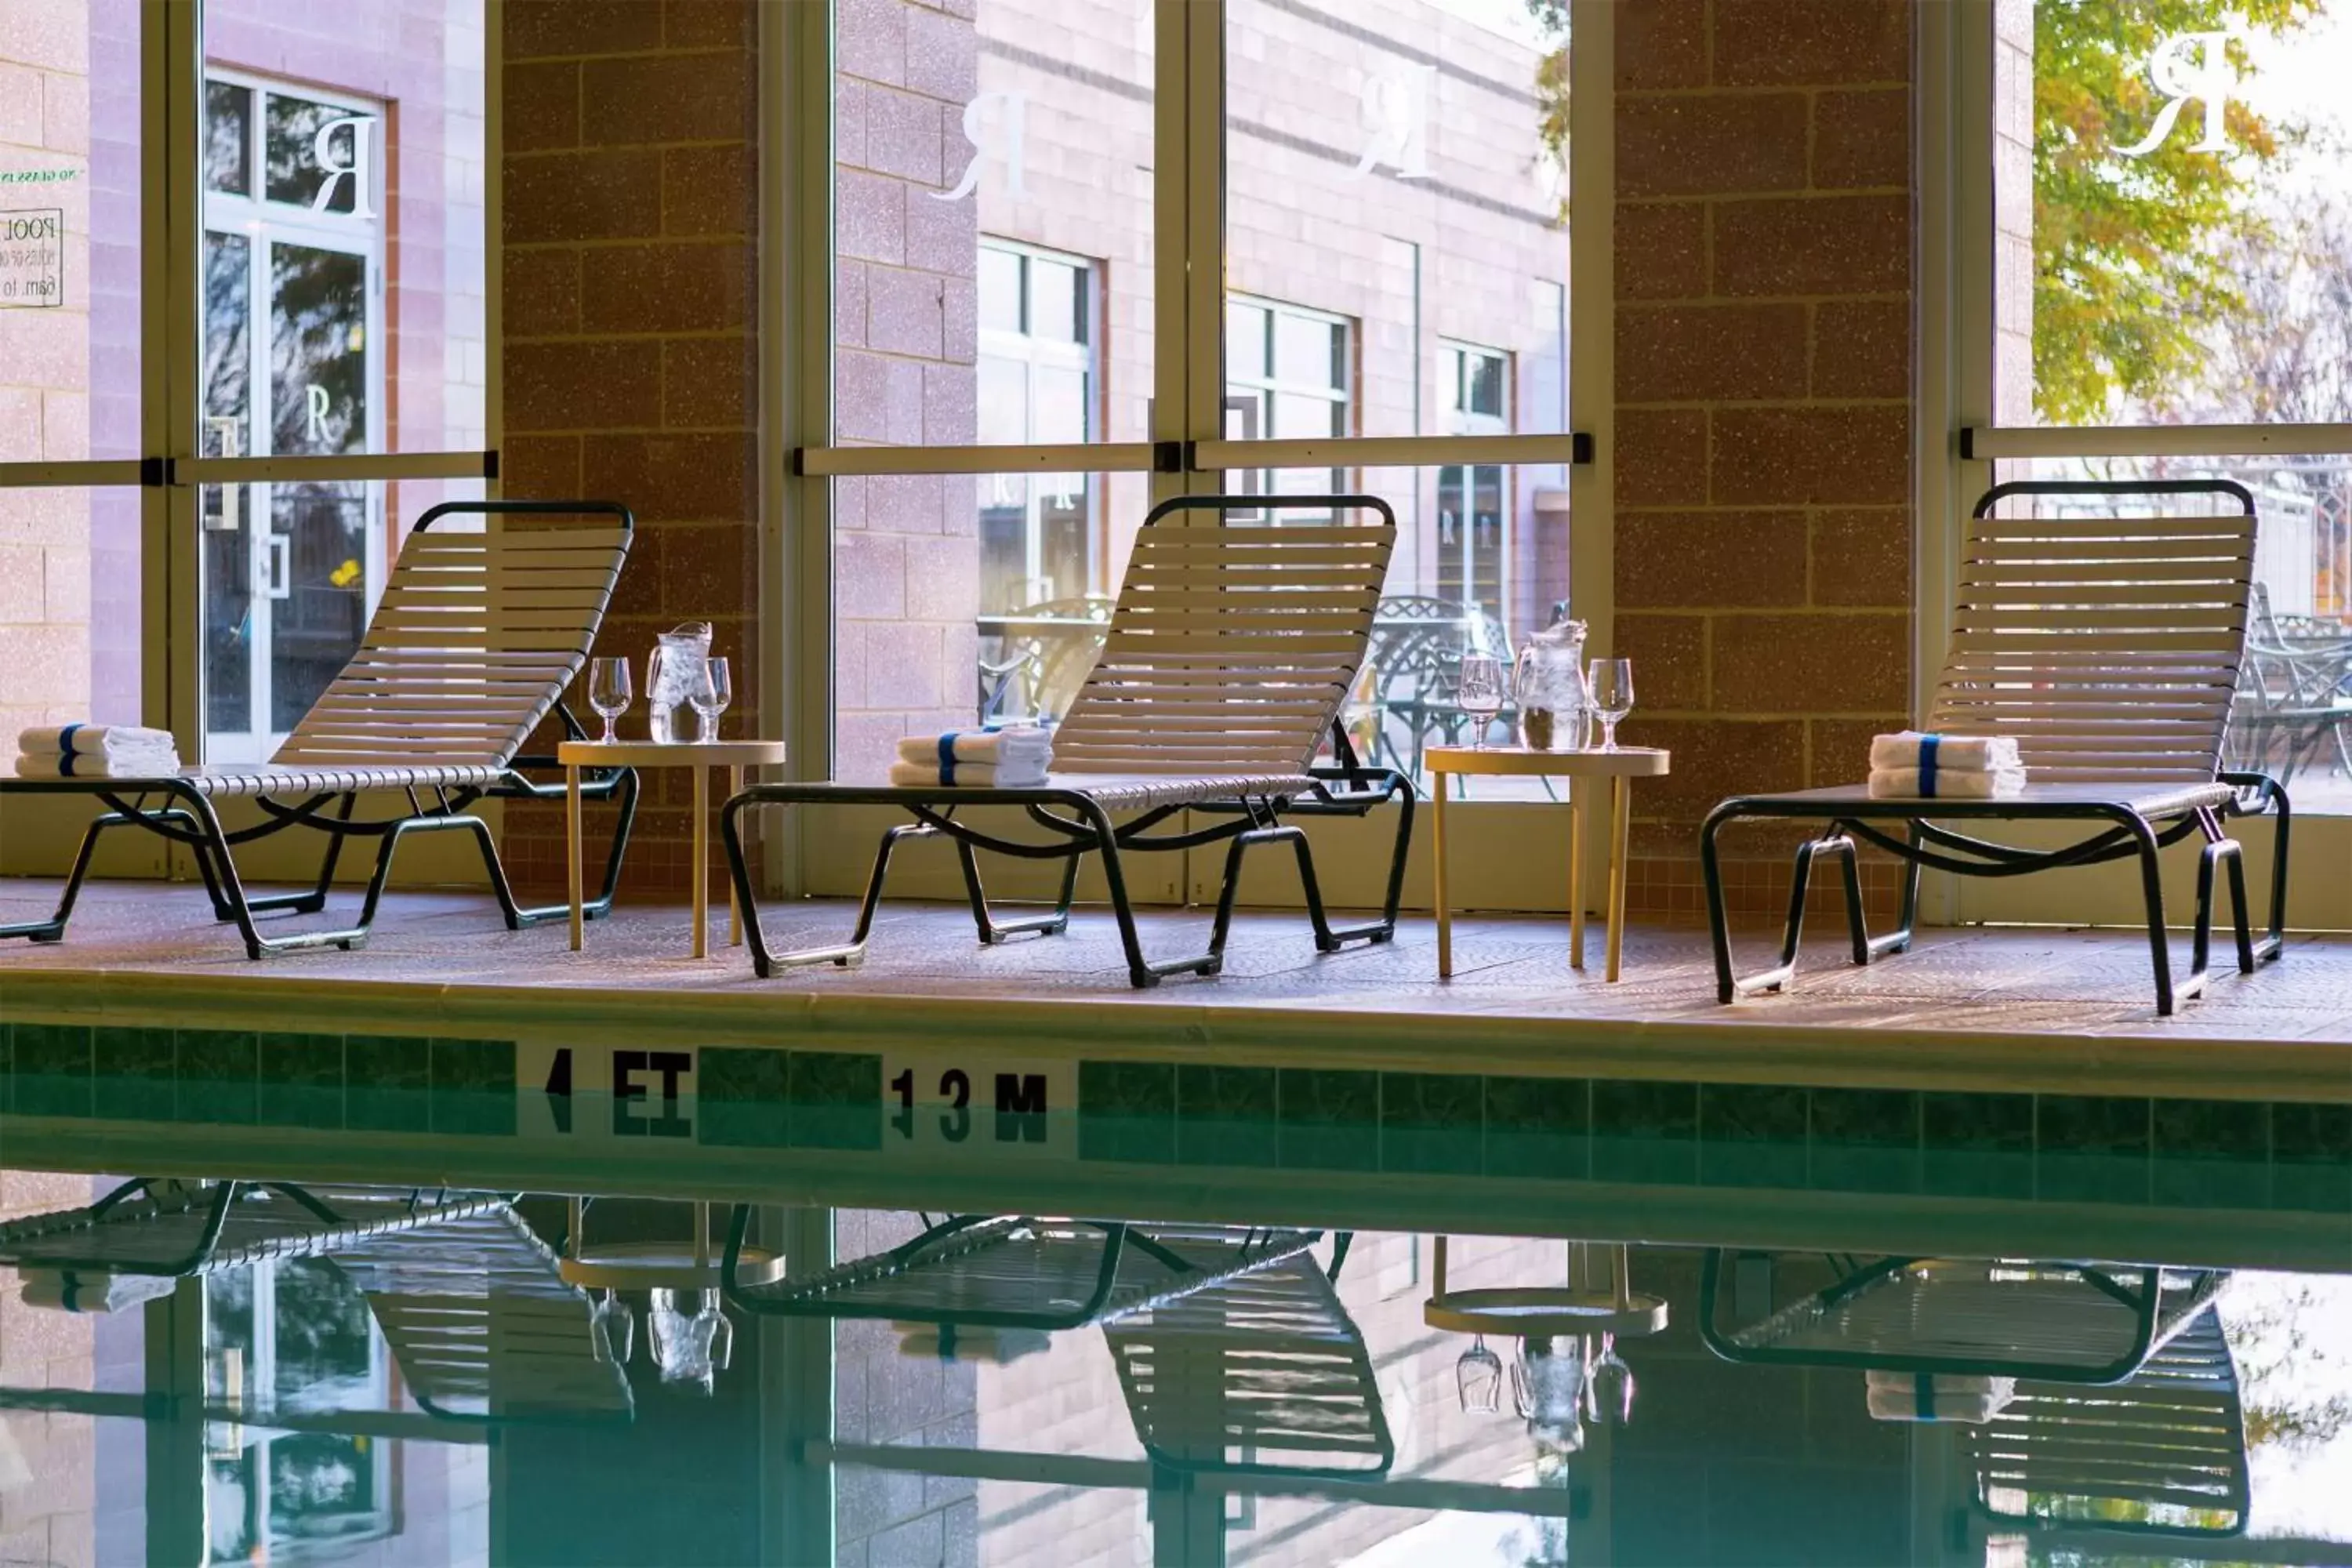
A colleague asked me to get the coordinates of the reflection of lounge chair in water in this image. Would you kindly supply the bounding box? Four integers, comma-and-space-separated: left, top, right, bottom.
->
1697, 1253, 2228, 1385
2, 1179, 631, 1424
1969, 1305, 2249, 1539
1105, 1244, 1395, 1481
720, 1211, 1323, 1331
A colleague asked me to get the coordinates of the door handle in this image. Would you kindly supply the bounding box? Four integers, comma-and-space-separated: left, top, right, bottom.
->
264, 533, 292, 600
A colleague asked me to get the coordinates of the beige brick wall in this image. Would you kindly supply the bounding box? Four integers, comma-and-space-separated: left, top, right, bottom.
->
0, 0, 94, 745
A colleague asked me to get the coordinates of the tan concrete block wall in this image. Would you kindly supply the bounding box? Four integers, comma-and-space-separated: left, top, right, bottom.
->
1611, 0, 1917, 924
0, 3, 94, 745
0, 1171, 97, 1568
499, 0, 761, 897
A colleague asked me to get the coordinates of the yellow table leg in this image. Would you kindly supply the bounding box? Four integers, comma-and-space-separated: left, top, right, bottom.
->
728, 763, 743, 947
1568, 777, 1586, 970
691, 764, 710, 960
1433, 767, 1452, 978
566, 764, 584, 952
1606, 774, 1632, 982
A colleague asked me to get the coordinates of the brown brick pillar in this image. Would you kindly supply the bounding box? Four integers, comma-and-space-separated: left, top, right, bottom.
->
1612, 0, 1915, 924
499, 0, 760, 900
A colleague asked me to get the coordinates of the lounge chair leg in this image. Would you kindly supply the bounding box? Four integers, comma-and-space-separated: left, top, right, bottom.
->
245, 794, 355, 916
2195, 808, 2259, 976
0, 808, 114, 943
1290, 777, 1414, 949
493, 767, 639, 927
724, 801, 926, 978
1081, 801, 1215, 989
953, 836, 1076, 945
2217, 770, 2289, 965
2118, 811, 2182, 1015
1700, 804, 1741, 1004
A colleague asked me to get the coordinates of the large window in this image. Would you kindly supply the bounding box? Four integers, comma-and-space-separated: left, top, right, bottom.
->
978, 241, 1098, 615
1225, 295, 1352, 503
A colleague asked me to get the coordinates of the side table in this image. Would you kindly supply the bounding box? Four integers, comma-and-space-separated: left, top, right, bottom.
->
1426, 745, 1671, 982
559, 739, 789, 958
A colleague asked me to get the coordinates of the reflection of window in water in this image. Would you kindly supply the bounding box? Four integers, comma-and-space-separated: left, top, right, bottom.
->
205, 1258, 393, 1561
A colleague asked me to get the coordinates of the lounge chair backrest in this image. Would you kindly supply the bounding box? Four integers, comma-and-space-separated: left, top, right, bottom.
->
271, 500, 633, 771
1053, 495, 1398, 777
1929, 482, 2256, 785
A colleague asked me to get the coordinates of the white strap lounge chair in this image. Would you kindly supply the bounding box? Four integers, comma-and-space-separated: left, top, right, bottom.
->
1699, 479, 2289, 1015
0, 500, 640, 956
722, 493, 1415, 988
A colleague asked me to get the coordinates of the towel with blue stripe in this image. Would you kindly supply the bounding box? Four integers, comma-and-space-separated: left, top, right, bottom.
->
1867, 730, 2024, 799
13, 724, 183, 780
887, 726, 1052, 788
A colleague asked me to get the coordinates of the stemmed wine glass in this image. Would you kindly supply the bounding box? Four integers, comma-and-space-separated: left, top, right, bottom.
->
588, 656, 632, 745
690, 657, 732, 742
1459, 652, 1506, 750
1588, 659, 1633, 752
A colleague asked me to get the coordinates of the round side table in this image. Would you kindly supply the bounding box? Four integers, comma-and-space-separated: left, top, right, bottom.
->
558, 739, 789, 958
1425, 745, 1671, 982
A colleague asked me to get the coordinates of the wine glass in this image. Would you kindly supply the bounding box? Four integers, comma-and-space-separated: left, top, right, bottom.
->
690, 656, 732, 742
1588, 659, 1633, 752
1458, 652, 1506, 750
588, 656, 632, 745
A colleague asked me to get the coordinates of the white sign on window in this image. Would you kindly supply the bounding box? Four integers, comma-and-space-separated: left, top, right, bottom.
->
2116, 30, 2243, 157
0, 209, 64, 308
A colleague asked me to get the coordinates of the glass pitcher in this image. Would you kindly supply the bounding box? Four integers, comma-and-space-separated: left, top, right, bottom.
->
1512, 614, 1590, 751
644, 622, 713, 743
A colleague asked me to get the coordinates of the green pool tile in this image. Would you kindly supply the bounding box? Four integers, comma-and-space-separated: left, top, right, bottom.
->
699, 1047, 791, 1148
2036, 1095, 2152, 1205
1078, 1061, 1176, 1165
258, 1034, 344, 1131
10, 1022, 93, 1119
1482, 1075, 1588, 1181
1175, 1065, 1279, 1168
433, 1038, 517, 1137
1592, 1079, 1698, 1185
175, 1029, 257, 1126
1697, 1083, 1806, 1190
1809, 1089, 1920, 1194
93, 1025, 176, 1123
2151, 1098, 2269, 1210
789, 1051, 881, 1150
1921, 1091, 2034, 1199
345, 1034, 433, 1132
1379, 1071, 1483, 1176
0, 1022, 10, 1113
2271, 1102, 2352, 1214
1277, 1069, 1379, 1171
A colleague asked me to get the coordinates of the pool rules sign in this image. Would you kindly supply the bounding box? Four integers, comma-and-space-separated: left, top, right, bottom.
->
0, 210, 64, 308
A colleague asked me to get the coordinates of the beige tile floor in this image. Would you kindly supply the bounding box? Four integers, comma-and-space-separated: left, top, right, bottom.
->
5, 876, 2348, 1062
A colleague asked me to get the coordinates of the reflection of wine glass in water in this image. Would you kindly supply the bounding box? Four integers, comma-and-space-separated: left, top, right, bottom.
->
1588, 659, 1633, 752
1456, 1334, 1504, 1414
1512, 1336, 1588, 1452
1587, 1332, 1636, 1425
589, 1287, 634, 1365
1459, 652, 1506, 749
588, 657, 632, 745
650, 1287, 730, 1394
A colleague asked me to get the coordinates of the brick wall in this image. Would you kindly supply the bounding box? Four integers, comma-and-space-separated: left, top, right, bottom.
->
498, 0, 760, 898
1610, 0, 1915, 923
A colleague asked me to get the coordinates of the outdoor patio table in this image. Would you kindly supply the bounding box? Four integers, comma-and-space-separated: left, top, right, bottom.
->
1427, 745, 1671, 983
559, 739, 789, 958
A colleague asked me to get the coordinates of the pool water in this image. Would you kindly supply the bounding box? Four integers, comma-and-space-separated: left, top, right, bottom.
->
0, 1019, 2347, 1566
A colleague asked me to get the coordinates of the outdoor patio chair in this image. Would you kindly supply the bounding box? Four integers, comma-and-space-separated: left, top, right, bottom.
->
718, 1210, 1322, 1333
1969, 1305, 2249, 1538
0, 499, 641, 957
722, 493, 1415, 988
1105, 1241, 1395, 1481
1696, 1251, 2228, 1385
2230, 582, 2352, 785
1699, 479, 2290, 1015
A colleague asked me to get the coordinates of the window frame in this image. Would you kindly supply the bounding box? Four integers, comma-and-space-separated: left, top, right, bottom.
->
978, 238, 1105, 604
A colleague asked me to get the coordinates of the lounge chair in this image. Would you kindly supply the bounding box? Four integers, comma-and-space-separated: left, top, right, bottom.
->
722, 493, 1415, 988
1696, 1251, 2227, 1385
1699, 479, 2289, 1015
1970, 1305, 2249, 1538
0, 500, 640, 956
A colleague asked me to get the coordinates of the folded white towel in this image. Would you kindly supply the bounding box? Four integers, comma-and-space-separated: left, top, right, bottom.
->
887, 759, 1047, 789
15, 750, 181, 780
18, 724, 178, 758
1869, 731, 2022, 772
17, 1270, 179, 1315
894, 728, 1052, 768
1868, 766, 2024, 800
1864, 1371, 2016, 1424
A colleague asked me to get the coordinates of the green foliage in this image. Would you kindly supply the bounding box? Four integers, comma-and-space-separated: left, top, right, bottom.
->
2033, 0, 2318, 422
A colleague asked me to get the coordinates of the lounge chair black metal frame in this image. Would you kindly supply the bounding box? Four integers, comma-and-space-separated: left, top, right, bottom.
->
0, 500, 640, 957
1700, 481, 2290, 1016
722, 494, 1414, 989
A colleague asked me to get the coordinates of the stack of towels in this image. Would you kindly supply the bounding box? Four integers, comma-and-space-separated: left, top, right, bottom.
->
889, 726, 1053, 789
1867, 731, 2025, 800
1864, 1370, 2017, 1424
13, 724, 181, 779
